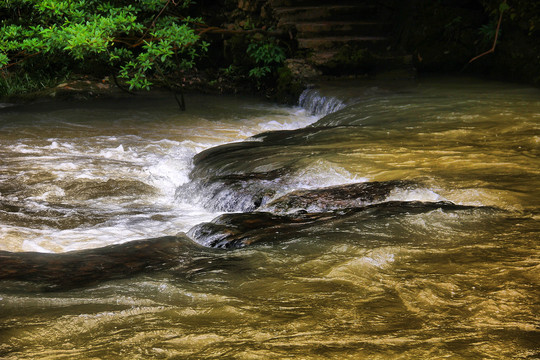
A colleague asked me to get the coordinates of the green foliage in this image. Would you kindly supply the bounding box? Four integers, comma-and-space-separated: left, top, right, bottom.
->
247, 40, 286, 79
476, 1, 508, 46
222, 64, 238, 76
0, 0, 207, 91
499, 1, 510, 13
478, 20, 500, 45
0, 69, 70, 97
503, 0, 540, 35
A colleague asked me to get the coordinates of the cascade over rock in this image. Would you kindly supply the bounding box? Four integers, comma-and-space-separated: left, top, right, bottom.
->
0, 174, 493, 289
179, 126, 335, 212
189, 200, 486, 249
0, 79, 515, 291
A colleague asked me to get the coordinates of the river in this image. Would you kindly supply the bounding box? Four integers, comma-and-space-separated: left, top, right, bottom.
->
0, 77, 538, 359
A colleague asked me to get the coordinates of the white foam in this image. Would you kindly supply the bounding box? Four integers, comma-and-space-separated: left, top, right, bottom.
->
1, 101, 318, 252
385, 188, 445, 203
288, 159, 366, 192
21, 240, 55, 253
299, 89, 347, 117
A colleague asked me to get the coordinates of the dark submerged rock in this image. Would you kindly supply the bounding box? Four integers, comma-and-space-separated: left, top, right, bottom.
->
188, 211, 333, 248
263, 180, 416, 213
0, 235, 207, 290
189, 201, 483, 249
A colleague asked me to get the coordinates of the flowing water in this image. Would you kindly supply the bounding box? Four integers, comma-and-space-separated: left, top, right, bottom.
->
0, 77, 538, 359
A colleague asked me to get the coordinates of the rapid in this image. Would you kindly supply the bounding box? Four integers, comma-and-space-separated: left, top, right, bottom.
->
0, 77, 538, 359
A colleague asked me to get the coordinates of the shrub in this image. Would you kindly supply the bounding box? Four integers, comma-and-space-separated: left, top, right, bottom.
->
0, 0, 209, 90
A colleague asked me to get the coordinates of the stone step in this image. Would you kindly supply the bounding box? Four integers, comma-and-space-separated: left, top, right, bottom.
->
273, 5, 379, 23
306, 50, 413, 71
269, 0, 407, 76
305, 50, 341, 66
297, 36, 388, 51
269, 0, 368, 6
288, 21, 389, 38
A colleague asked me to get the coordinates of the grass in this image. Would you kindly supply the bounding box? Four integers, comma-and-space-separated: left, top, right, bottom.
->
0, 70, 71, 98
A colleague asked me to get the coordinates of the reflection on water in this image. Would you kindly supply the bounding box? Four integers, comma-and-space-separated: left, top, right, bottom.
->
1, 78, 539, 359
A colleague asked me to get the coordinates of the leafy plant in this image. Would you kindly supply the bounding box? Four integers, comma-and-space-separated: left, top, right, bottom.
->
477, 0, 509, 45
247, 40, 286, 79
469, 0, 508, 64
222, 64, 238, 76
478, 20, 500, 45
0, 0, 208, 91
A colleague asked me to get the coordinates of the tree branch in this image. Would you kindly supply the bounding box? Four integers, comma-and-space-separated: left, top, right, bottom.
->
469, 1, 506, 64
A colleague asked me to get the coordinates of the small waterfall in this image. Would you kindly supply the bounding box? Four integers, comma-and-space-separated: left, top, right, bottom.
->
299, 88, 346, 117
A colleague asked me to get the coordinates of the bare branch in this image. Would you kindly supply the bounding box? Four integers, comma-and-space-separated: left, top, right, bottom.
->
469, 0, 506, 64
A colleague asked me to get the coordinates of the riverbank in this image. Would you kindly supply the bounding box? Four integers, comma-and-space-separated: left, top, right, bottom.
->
2, 1, 539, 106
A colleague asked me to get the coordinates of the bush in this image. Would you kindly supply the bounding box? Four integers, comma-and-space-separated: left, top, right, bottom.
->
0, 0, 209, 91
247, 39, 286, 80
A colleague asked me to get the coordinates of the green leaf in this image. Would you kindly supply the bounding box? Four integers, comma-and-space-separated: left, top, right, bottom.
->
0, 52, 9, 67
0, 0, 205, 91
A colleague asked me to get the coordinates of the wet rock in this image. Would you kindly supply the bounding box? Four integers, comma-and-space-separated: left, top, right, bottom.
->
197, 170, 286, 211
189, 201, 483, 249
0, 235, 207, 290
188, 210, 332, 248
178, 168, 289, 212
263, 180, 415, 213
189, 140, 270, 181
183, 127, 338, 212
184, 135, 309, 212
190, 126, 334, 179
0, 197, 491, 290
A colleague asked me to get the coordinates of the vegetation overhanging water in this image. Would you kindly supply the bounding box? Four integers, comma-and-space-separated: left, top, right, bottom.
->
0, 77, 539, 359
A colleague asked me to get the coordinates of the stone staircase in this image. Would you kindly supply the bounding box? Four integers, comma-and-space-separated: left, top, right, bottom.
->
269, 0, 410, 75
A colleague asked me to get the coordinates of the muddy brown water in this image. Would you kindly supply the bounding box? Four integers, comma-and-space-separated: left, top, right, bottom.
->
0, 77, 538, 359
